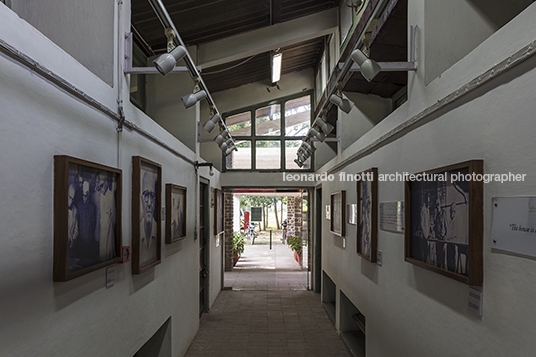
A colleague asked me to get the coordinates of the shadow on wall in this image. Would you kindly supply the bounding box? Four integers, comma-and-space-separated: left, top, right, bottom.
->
467, 0, 535, 29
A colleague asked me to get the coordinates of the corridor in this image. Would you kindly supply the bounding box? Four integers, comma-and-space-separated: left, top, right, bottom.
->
185, 242, 351, 356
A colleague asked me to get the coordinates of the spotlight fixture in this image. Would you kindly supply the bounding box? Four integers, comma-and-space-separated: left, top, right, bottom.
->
224, 145, 237, 156
346, 0, 363, 9
301, 141, 315, 155
297, 151, 308, 162
153, 45, 188, 76
220, 138, 234, 152
182, 89, 207, 109
329, 93, 354, 114
271, 51, 282, 84
214, 130, 229, 146
309, 127, 326, 142
194, 161, 214, 176
294, 159, 304, 168
204, 113, 221, 133
315, 118, 334, 135
350, 49, 381, 82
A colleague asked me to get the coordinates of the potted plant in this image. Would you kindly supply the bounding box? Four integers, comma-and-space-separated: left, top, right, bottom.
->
287, 236, 303, 266
233, 231, 245, 266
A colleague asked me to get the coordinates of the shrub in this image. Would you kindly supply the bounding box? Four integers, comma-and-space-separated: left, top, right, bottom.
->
287, 236, 302, 255
233, 231, 246, 255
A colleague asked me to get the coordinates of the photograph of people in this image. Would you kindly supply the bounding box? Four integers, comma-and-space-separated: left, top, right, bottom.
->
93, 170, 116, 261
67, 164, 118, 273
171, 189, 185, 240
139, 167, 158, 267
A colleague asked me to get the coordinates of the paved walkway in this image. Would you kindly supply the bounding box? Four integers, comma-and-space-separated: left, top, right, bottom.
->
185, 238, 351, 357
225, 243, 308, 291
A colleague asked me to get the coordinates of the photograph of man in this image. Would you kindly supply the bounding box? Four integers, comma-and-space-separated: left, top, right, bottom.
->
67, 183, 79, 269
139, 168, 158, 266
72, 180, 98, 269
171, 190, 184, 240
94, 171, 116, 261
360, 180, 372, 259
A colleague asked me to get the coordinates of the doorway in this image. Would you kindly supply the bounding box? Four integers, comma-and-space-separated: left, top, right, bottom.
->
224, 188, 311, 291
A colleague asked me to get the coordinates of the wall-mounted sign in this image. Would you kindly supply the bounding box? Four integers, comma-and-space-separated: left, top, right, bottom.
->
251, 207, 262, 222
491, 197, 536, 258
380, 201, 404, 233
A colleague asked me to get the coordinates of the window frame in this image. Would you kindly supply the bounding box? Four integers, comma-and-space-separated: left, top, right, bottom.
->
223, 91, 314, 173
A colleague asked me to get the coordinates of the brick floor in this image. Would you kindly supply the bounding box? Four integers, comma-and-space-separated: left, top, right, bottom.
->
185, 243, 350, 357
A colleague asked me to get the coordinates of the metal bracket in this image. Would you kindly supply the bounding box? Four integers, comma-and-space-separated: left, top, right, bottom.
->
117, 104, 125, 132
123, 32, 201, 75
346, 61, 417, 72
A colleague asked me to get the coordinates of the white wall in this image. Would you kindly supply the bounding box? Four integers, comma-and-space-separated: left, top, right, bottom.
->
318, 1, 536, 356
146, 53, 199, 153
11, 0, 114, 85
0, 2, 223, 356
424, 0, 534, 84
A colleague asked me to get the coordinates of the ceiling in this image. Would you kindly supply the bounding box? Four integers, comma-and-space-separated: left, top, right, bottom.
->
131, 0, 408, 97
131, 0, 337, 92
344, 0, 407, 98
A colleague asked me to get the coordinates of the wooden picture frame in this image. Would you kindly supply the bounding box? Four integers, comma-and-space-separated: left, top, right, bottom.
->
132, 156, 162, 274
53, 155, 122, 281
166, 184, 187, 243
357, 168, 378, 262
330, 191, 346, 236
404, 160, 483, 285
214, 189, 224, 235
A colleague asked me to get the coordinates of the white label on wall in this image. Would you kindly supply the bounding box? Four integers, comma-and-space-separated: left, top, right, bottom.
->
491, 197, 536, 258
468, 287, 483, 317
377, 250, 383, 266
106, 266, 115, 288
380, 201, 404, 233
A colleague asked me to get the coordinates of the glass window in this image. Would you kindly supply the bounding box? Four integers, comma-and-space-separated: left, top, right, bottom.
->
226, 141, 252, 170
226, 112, 251, 136
285, 140, 311, 170
256, 141, 281, 169
224, 93, 312, 171
285, 96, 311, 136
255, 104, 280, 136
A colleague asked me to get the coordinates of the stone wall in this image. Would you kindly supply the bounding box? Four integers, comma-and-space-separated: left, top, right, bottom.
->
287, 196, 303, 238
224, 189, 234, 271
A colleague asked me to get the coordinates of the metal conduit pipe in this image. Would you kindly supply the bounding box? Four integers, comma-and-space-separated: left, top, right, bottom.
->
0, 37, 196, 166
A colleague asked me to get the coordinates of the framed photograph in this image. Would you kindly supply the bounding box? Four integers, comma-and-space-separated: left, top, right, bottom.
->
53, 155, 122, 281
166, 184, 186, 243
357, 168, 378, 262
404, 160, 483, 285
330, 191, 346, 236
132, 156, 162, 274
347, 204, 357, 225
214, 189, 224, 235
326, 205, 331, 220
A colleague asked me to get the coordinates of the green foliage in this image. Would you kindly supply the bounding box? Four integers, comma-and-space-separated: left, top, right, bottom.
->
287, 236, 302, 254
233, 231, 245, 255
